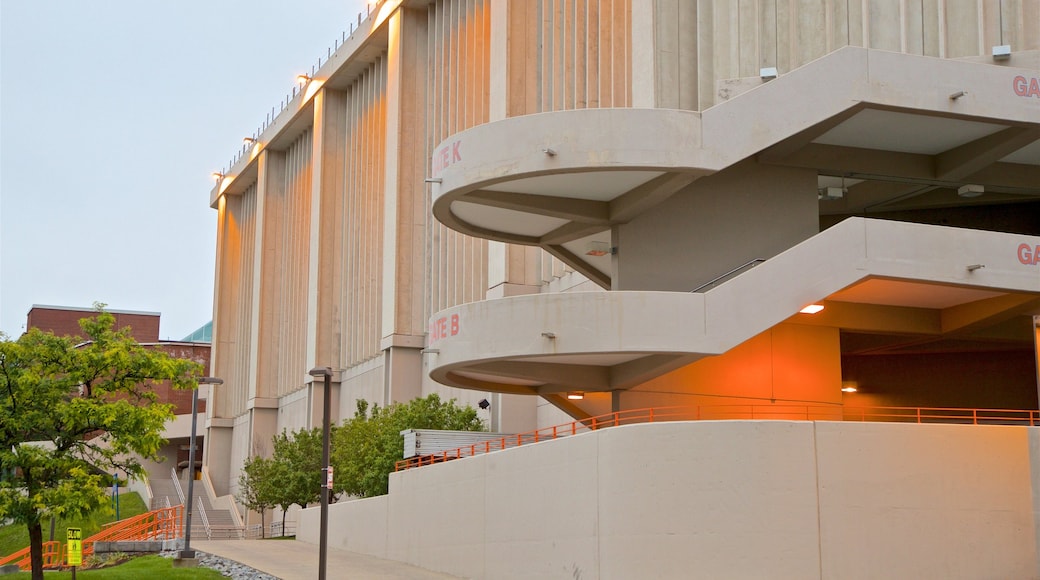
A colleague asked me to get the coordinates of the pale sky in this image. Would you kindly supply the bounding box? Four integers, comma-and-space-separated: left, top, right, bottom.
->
1, 0, 369, 339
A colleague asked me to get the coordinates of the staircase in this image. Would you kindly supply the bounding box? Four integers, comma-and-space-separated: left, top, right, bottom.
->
149, 478, 181, 510
150, 475, 241, 539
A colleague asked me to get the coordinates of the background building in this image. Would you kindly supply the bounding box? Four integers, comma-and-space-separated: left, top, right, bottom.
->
207, 1, 1039, 576
25, 305, 213, 481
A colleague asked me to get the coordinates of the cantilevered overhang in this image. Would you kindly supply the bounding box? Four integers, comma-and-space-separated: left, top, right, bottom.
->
428, 218, 1040, 395
430, 47, 1040, 287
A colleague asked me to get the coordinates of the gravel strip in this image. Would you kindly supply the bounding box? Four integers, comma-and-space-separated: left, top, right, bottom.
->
161, 549, 280, 580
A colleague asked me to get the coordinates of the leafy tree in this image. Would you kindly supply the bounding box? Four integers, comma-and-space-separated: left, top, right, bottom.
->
237, 455, 278, 538
332, 394, 484, 498
0, 307, 201, 580
268, 427, 328, 534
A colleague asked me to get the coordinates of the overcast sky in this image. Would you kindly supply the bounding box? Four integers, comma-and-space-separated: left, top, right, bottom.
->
2, 0, 370, 339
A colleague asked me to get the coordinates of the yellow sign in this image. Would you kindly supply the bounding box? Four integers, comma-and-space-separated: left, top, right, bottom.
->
66, 528, 82, 566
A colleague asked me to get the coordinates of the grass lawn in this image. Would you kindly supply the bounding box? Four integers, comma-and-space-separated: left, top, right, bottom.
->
0, 493, 148, 557
4, 555, 225, 579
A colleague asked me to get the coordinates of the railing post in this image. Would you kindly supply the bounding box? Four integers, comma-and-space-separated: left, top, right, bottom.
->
916, 408, 921, 423
973, 409, 978, 425
649, 408, 655, 423
613, 412, 619, 426
592, 417, 598, 430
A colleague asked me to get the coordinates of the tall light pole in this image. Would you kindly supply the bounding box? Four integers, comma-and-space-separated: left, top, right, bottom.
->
308, 366, 333, 580
180, 376, 223, 560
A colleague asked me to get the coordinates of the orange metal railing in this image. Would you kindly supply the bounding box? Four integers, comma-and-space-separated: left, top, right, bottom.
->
0, 505, 183, 571
394, 404, 1040, 472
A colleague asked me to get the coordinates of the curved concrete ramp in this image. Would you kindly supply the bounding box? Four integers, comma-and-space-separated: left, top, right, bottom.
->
428, 218, 1040, 394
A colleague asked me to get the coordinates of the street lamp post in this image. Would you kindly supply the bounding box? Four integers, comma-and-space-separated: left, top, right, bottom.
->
179, 376, 223, 560
308, 366, 333, 580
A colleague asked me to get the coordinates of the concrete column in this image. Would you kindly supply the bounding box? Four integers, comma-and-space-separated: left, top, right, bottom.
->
256, 150, 287, 399
313, 89, 349, 370
203, 421, 234, 496
381, 7, 428, 404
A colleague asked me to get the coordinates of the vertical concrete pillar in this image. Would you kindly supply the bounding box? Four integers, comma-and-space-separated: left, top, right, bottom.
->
381, 8, 428, 404
203, 420, 234, 497
631, 0, 656, 107
256, 150, 287, 400
313, 89, 349, 374
1034, 315, 1040, 407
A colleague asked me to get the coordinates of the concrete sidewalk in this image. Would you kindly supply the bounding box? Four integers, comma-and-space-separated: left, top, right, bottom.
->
192, 539, 462, 580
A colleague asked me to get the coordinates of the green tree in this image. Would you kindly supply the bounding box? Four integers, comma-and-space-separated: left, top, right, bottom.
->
237, 455, 278, 538
268, 427, 327, 534
0, 307, 201, 580
332, 394, 484, 498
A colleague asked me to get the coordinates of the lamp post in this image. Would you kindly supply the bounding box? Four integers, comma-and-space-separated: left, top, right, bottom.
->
308, 366, 333, 580
180, 376, 223, 560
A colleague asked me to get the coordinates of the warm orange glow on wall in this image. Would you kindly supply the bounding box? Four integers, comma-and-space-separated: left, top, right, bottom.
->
218, 174, 234, 195
800, 304, 825, 314
302, 78, 325, 102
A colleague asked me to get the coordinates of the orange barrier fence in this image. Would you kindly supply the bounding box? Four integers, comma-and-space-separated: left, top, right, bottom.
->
0, 505, 183, 571
394, 404, 1040, 472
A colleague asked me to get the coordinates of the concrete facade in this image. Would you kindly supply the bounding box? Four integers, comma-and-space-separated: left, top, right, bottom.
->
207, 0, 1039, 573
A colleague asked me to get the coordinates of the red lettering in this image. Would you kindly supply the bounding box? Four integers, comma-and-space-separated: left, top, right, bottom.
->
450, 314, 459, 336
441, 147, 449, 169
1019, 243, 1040, 266
1014, 76, 1027, 96
452, 141, 462, 163
438, 318, 447, 340
1014, 75, 1040, 98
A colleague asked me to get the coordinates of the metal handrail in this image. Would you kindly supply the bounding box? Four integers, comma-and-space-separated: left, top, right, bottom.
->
395, 404, 1040, 472
170, 467, 186, 506
689, 258, 766, 292
197, 500, 212, 540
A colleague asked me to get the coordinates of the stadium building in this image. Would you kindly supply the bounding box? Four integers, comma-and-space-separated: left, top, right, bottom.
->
205, 1, 1040, 577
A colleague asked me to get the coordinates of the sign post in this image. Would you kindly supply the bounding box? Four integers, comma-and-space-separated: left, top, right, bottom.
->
67, 527, 82, 579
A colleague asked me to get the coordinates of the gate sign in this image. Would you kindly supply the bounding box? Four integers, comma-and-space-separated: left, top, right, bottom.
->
326, 465, 334, 490
67, 528, 82, 566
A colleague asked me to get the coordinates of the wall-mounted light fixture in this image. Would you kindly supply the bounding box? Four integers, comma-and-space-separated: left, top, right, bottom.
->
957, 184, 984, 198
585, 241, 614, 257
477, 398, 490, 410
542, 147, 557, 156
760, 67, 778, 80
949, 90, 967, 100
541, 332, 557, 339
992, 45, 1011, 60
567, 392, 585, 400
243, 137, 257, 146
966, 264, 985, 272
799, 304, 825, 314
296, 74, 312, 85
211, 172, 224, 181
840, 385, 858, 393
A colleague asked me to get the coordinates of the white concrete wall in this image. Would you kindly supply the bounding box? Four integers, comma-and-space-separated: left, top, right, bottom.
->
300, 420, 1040, 580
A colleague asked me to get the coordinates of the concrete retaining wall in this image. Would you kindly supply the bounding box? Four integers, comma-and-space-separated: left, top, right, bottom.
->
299, 421, 1040, 579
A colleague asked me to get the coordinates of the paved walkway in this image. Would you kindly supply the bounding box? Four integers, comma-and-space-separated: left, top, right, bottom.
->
192, 539, 462, 580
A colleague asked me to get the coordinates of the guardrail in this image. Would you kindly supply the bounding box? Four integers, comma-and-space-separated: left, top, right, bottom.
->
197, 501, 211, 540
170, 467, 186, 506
394, 404, 1040, 471
0, 506, 183, 571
